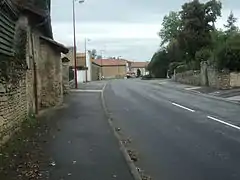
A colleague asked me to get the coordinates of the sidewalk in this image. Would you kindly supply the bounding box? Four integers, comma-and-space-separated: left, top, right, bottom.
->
0, 87, 133, 180
180, 83, 240, 102
150, 79, 240, 103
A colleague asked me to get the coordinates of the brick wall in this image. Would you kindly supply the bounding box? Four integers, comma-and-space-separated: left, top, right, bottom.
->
0, 78, 27, 145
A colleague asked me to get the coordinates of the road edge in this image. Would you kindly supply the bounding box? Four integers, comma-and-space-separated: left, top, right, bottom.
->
184, 88, 240, 106
154, 81, 240, 106
101, 82, 143, 180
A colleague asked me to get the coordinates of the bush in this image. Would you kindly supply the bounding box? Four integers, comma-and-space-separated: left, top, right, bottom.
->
216, 33, 240, 71
175, 64, 189, 73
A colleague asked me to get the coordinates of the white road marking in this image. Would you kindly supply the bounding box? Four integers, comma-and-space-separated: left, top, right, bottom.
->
70, 89, 102, 93
207, 116, 240, 130
171, 102, 195, 112
185, 87, 201, 90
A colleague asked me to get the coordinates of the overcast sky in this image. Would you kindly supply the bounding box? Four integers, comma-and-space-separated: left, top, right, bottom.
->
51, 0, 240, 61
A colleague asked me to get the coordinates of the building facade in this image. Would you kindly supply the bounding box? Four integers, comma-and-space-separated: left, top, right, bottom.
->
0, 0, 68, 145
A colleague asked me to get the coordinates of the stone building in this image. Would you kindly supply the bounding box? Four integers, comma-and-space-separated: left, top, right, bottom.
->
93, 59, 128, 79
0, 0, 68, 145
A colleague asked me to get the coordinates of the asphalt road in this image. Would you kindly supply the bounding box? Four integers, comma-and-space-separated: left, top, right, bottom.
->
104, 79, 240, 180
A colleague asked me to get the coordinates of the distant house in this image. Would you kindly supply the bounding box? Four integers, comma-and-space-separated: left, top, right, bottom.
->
131, 61, 149, 76
64, 48, 93, 83
93, 59, 128, 79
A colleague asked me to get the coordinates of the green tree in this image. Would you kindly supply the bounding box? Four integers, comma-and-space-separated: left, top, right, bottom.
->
205, 0, 222, 29
178, 0, 221, 63
148, 49, 170, 78
217, 34, 240, 71
224, 11, 238, 34
137, 69, 141, 77
158, 11, 181, 46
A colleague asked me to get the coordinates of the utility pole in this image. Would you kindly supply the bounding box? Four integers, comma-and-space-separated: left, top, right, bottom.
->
72, 0, 84, 89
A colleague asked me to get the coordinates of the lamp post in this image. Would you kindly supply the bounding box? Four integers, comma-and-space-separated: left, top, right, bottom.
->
73, 0, 84, 89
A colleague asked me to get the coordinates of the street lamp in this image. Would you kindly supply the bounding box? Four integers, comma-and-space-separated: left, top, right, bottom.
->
73, 0, 84, 89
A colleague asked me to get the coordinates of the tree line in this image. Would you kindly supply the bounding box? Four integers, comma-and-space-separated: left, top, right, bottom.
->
148, 0, 240, 78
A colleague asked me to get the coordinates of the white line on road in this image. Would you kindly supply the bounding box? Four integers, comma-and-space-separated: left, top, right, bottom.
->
171, 102, 195, 112
207, 116, 240, 131
70, 89, 102, 93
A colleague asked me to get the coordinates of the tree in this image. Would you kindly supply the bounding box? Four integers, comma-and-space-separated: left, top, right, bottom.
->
177, 0, 221, 63
217, 34, 240, 71
96, 55, 102, 59
224, 11, 238, 34
91, 49, 97, 59
158, 11, 181, 46
148, 49, 170, 78
205, 0, 222, 29
137, 69, 141, 77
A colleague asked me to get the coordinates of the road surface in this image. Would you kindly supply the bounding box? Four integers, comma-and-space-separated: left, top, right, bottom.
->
104, 79, 240, 180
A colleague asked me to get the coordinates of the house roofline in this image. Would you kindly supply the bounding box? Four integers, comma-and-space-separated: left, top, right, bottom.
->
40, 36, 69, 54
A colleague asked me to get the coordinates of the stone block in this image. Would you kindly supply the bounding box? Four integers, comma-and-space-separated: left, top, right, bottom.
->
0, 84, 6, 93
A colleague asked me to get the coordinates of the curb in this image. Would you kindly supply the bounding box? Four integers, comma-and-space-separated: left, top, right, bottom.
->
101, 83, 142, 180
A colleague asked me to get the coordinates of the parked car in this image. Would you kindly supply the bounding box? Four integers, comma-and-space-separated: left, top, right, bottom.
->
126, 72, 136, 79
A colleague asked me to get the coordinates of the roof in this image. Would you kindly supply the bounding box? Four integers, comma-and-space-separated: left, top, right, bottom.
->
94, 59, 127, 66
131, 62, 149, 68
40, 36, 69, 54
12, 0, 53, 38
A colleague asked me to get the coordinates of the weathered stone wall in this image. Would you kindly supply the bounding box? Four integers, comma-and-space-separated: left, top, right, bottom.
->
39, 40, 63, 108
174, 62, 239, 89
0, 78, 27, 145
0, 14, 31, 145
62, 61, 70, 94
175, 70, 201, 86
207, 68, 230, 89
230, 72, 240, 87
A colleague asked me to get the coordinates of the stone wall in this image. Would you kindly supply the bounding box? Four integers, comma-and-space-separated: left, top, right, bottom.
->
62, 60, 70, 94
175, 70, 201, 86
0, 78, 28, 145
39, 39, 63, 108
230, 72, 240, 87
174, 63, 240, 89
207, 68, 230, 89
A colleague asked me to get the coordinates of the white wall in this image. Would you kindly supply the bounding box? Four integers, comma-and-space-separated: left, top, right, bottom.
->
86, 51, 92, 81
77, 70, 87, 83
